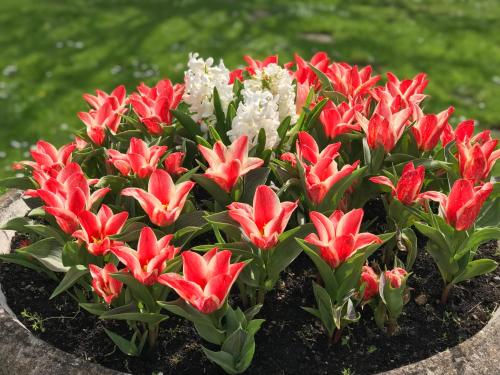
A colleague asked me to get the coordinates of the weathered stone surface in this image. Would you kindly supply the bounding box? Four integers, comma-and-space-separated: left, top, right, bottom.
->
0, 191, 498, 375
380, 308, 500, 374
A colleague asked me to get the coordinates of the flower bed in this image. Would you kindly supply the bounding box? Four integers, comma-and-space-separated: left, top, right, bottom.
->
0, 52, 499, 374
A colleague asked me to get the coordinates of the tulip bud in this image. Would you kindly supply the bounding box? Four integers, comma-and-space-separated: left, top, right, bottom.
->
385, 267, 407, 288
360, 266, 379, 300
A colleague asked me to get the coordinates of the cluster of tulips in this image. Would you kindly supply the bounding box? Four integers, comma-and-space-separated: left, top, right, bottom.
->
1, 51, 499, 374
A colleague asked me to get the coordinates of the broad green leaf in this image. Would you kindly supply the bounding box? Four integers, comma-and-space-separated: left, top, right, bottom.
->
0, 253, 58, 280
241, 167, 270, 204
192, 174, 231, 206
312, 282, 336, 335
50, 265, 88, 299
318, 166, 367, 212
0, 176, 36, 190
110, 273, 156, 312
202, 347, 237, 374
298, 239, 338, 295
25, 224, 67, 245
16, 238, 68, 272
401, 228, 418, 271
171, 109, 202, 139
101, 312, 167, 324
266, 224, 313, 283
79, 302, 108, 316
451, 259, 498, 285
103, 328, 140, 357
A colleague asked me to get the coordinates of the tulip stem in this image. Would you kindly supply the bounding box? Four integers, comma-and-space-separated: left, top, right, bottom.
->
441, 283, 453, 305
331, 328, 342, 345
147, 323, 159, 349
386, 320, 397, 336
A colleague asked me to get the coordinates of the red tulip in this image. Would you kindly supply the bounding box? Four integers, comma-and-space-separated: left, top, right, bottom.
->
198, 135, 264, 192
32, 163, 109, 234
280, 152, 297, 167
305, 209, 381, 268
107, 137, 167, 178
111, 226, 179, 285
360, 265, 379, 300
369, 162, 426, 205
440, 118, 476, 148
121, 169, 195, 226
373, 72, 428, 119
89, 263, 123, 304
291, 52, 330, 87
243, 55, 278, 75
83, 85, 128, 133
420, 179, 493, 231
356, 94, 412, 152
164, 152, 188, 176
227, 185, 298, 249
412, 107, 454, 151
72, 204, 128, 256
15, 140, 76, 172
129, 80, 184, 135
385, 267, 407, 288
319, 101, 362, 139
297, 131, 340, 164
78, 101, 117, 145
229, 68, 243, 84
297, 132, 360, 205
157, 248, 245, 314
326, 62, 380, 101
457, 130, 499, 184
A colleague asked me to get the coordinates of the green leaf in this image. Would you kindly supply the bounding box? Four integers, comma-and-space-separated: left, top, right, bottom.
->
202, 347, 237, 374
192, 174, 231, 206
50, 265, 88, 299
0, 252, 58, 280
379, 274, 404, 319
241, 167, 270, 204
459, 227, 500, 255
176, 166, 199, 184
171, 109, 202, 139
236, 334, 257, 373
0, 176, 36, 190
194, 320, 227, 344
109, 221, 146, 242
62, 240, 97, 267
94, 175, 129, 191
25, 224, 67, 245
79, 302, 108, 316
312, 282, 336, 335
414, 222, 450, 253
204, 211, 241, 240
221, 328, 246, 357
298, 239, 338, 295
1, 216, 31, 232
103, 328, 141, 357
110, 273, 156, 312
318, 166, 367, 212
452, 259, 498, 285
16, 238, 68, 272
401, 228, 418, 271
266, 224, 313, 283
308, 63, 334, 93
101, 312, 167, 324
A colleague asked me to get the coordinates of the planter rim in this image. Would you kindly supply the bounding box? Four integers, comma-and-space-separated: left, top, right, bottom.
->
0, 190, 498, 375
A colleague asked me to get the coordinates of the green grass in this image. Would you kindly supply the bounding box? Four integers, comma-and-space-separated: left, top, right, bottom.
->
1, 0, 499, 177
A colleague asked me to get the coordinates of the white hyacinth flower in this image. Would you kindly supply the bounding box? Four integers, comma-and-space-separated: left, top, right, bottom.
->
228, 88, 281, 149
229, 63, 297, 149
183, 53, 234, 125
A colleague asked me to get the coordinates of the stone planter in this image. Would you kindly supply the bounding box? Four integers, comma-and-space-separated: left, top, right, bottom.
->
0, 190, 498, 375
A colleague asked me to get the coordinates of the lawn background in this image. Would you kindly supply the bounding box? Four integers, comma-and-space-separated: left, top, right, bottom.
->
1, 0, 499, 177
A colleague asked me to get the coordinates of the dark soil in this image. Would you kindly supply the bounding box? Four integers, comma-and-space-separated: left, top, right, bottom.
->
1, 233, 499, 375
